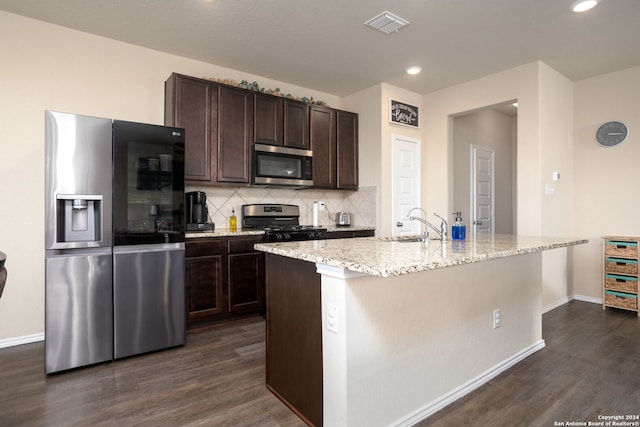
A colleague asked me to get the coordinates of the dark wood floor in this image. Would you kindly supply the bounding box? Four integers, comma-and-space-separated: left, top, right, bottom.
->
419, 301, 640, 426
0, 318, 305, 427
0, 301, 638, 426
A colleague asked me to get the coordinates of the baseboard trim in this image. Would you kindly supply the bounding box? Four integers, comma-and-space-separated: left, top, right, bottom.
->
543, 297, 571, 314
573, 294, 602, 305
393, 339, 546, 427
0, 333, 44, 349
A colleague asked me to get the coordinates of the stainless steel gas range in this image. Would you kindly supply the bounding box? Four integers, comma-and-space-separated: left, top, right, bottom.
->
241, 204, 326, 242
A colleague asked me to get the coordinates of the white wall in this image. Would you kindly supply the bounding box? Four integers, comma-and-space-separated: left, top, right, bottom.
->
344, 83, 423, 235
573, 65, 640, 300
422, 62, 576, 310
0, 11, 340, 342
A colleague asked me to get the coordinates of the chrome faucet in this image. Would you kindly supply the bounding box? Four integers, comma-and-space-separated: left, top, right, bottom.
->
407, 207, 449, 242
433, 212, 449, 241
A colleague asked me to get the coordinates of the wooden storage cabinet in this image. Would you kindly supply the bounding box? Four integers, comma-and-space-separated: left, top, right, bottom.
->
336, 110, 359, 190
185, 235, 265, 327
165, 73, 251, 185
309, 105, 336, 189
254, 93, 283, 146
284, 99, 309, 149
165, 74, 216, 182
217, 85, 252, 183
228, 236, 265, 313
310, 107, 359, 190
254, 94, 309, 149
185, 239, 224, 322
603, 237, 640, 315
166, 73, 359, 191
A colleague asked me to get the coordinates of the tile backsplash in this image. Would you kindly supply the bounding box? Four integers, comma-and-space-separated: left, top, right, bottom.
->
186, 185, 376, 229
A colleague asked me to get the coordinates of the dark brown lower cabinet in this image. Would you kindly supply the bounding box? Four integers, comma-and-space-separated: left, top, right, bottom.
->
185, 235, 264, 327
228, 253, 263, 312
185, 255, 224, 320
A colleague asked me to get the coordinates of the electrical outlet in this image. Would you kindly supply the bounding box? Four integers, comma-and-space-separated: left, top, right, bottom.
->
327, 303, 339, 334
319, 202, 326, 211
493, 308, 501, 329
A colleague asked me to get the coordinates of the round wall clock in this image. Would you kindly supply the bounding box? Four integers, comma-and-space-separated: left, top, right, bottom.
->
595, 121, 629, 147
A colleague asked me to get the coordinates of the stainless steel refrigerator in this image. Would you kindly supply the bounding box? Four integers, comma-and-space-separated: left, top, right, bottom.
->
45, 111, 186, 374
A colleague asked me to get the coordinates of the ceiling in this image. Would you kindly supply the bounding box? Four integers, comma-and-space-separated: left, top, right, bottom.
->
1, 0, 639, 97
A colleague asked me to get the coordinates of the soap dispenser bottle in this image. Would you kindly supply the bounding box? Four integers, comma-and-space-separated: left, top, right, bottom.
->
452, 212, 466, 240
229, 208, 237, 232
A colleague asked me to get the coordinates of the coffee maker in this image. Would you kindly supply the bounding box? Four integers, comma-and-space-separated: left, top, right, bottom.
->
186, 191, 214, 231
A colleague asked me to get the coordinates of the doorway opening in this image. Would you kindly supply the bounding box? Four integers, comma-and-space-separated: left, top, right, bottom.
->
452, 100, 517, 235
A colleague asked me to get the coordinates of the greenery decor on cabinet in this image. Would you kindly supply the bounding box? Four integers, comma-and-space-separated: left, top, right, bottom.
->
205, 77, 329, 107
602, 236, 640, 316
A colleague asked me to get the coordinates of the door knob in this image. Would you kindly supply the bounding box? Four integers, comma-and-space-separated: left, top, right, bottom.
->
473, 220, 483, 225
396, 221, 403, 227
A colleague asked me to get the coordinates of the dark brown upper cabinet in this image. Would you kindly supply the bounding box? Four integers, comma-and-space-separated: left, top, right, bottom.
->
254, 93, 283, 146
284, 100, 309, 149
165, 73, 217, 182
254, 94, 309, 149
217, 85, 252, 184
166, 73, 357, 190
166, 73, 251, 185
309, 105, 336, 189
336, 110, 359, 190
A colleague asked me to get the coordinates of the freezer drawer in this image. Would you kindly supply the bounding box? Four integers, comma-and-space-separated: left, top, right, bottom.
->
113, 243, 185, 359
45, 250, 113, 374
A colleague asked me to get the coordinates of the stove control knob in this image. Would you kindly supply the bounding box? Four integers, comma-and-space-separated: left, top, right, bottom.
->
284, 233, 291, 240
276, 233, 283, 240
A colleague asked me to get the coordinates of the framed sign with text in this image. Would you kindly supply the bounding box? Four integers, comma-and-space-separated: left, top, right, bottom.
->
389, 99, 419, 128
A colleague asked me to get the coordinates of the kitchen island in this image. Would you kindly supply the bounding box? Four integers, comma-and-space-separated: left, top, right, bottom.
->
255, 235, 587, 427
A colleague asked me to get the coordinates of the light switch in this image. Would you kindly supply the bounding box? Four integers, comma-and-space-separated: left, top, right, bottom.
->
327, 303, 339, 334
545, 184, 555, 196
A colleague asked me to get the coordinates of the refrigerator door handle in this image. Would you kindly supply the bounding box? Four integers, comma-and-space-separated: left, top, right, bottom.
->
113, 242, 185, 254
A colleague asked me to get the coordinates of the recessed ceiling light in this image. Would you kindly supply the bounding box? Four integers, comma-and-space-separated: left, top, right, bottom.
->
406, 66, 422, 75
571, 0, 598, 12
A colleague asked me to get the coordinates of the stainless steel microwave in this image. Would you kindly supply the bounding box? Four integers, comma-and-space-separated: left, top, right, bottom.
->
251, 144, 313, 188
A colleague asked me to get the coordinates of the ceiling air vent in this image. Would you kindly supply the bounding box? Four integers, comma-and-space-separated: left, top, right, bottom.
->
364, 11, 410, 34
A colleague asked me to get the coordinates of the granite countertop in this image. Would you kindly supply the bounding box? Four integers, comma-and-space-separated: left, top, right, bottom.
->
254, 234, 588, 277
186, 229, 265, 239
186, 226, 375, 239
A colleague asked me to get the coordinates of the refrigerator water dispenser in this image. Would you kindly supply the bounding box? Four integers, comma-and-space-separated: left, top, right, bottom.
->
57, 195, 102, 243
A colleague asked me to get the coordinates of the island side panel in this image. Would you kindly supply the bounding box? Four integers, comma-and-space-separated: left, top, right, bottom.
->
321, 251, 543, 427
265, 254, 322, 427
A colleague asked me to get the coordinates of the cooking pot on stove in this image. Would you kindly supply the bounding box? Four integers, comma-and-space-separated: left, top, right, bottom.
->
335, 212, 351, 227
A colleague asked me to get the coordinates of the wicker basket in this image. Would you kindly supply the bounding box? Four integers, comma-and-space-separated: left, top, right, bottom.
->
605, 258, 639, 275
605, 241, 638, 258
605, 275, 637, 293
605, 290, 638, 310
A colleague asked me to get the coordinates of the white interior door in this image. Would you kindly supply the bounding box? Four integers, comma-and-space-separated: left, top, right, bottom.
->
471, 144, 495, 235
392, 135, 420, 237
